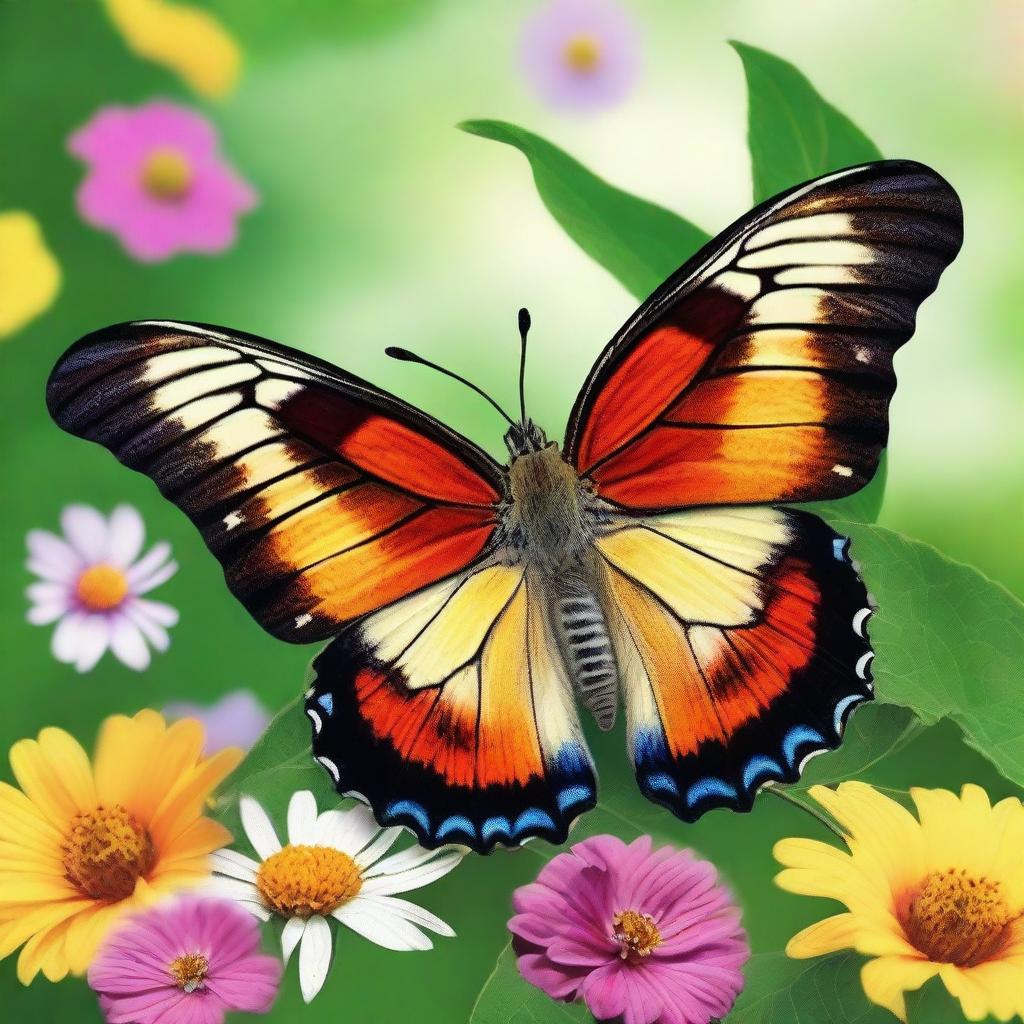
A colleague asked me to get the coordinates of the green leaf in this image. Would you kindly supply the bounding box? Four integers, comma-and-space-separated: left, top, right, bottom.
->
470, 943, 592, 1024
460, 119, 710, 300
843, 523, 1024, 789
793, 701, 922, 792
726, 951, 892, 1023
730, 41, 882, 204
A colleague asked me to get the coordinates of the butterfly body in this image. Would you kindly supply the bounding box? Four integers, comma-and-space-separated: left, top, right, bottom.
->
47, 159, 963, 853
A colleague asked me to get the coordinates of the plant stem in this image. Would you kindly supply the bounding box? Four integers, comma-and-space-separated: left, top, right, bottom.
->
767, 786, 848, 842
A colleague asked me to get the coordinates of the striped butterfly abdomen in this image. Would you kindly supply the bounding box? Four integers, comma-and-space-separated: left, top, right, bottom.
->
555, 590, 618, 730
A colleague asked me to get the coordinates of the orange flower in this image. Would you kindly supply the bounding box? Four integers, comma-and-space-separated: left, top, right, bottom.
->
0, 710, 241, 983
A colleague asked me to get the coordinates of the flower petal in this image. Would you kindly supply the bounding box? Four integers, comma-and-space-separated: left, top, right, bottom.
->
211, 848, 260, 882
239, 795, 281, 860
61, 504, 109, 562
315, 804, 378, 856
784, 913, 860, 958
282, 915, 306, 966
106, 505, 145, 566
73, 614, 113, 673
349, 893, 454, 937
108, 615, 152, 671
126, 542, 174, 590
26, 529, 80, 581
299, 914, 332, 1002
360, 850, 462, 896
333, 900, 432, 951
9, 728, 95, 829
287, 790, 319, 846
861, 956, 939, 1022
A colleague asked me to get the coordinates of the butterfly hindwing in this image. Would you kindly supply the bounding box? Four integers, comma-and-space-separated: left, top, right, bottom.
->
46, 321, 503, 643
308, 566, 597, 853
565, 161, 963, 510
598, 506, 873, 820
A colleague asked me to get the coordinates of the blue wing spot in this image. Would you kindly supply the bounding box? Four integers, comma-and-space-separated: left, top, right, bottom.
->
482, 817, 513, 844
783, 725, 826, 768
317, 693, 334, 716
514, 808, 556, 837
742, 755, 783, 792
552, 742, 591, 775
557, 785, 592, 812
833, 693, 865, 733
435, 815, 476, 842
643, 772, 679, 796
385, 800, 430, 834
832, 538, 849, 562
632, 728, 669, 764
686, 777, 738, 808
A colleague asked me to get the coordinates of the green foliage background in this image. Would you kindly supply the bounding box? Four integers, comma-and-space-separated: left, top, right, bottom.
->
1, 2, 1022, 1022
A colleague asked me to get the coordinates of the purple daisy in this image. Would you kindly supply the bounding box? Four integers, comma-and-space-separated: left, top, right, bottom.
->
68, 99, 257, 262
164, 689, 271, 754
509, 834, 749, 1024
88, 896, 281, 1024
520, 0, 640, 112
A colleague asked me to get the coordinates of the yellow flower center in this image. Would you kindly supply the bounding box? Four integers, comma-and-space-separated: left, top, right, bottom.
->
169, 952, 209, 993
256, 844, 362, 918
564, 33, 602, 73
75, 564, 129, 611
141, 147, 193, 201
613, 909, 662, 961
904, 868, 1014, 967
63, 805, 156, 900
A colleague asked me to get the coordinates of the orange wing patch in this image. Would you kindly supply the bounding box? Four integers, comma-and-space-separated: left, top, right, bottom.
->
46, 321, 505, 643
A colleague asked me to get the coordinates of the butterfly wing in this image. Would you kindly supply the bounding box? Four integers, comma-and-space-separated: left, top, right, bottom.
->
565, 160, 963, 509
597, 506, 873, 820
306, 567, 597, 853
46, 321, 503, 642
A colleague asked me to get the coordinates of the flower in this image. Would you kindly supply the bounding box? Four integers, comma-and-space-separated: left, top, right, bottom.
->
26, 503, 179, 672
209, 790, 462, 1003
0, 211, 61, 338
0, 710, 241, 984
68, 100, 257, 262
775, 782, 1024, 1022
509, 834, 749, 1024
88, 896, 281, 1024
165, 690, 271, 754
102, 0, 242, 99
520, 0, 639, 112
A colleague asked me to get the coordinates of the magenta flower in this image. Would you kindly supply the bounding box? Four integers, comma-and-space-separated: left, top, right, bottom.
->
68, 100, 257, 262
164, 689, 271, 754
509, 835, 748, 1024
88, 896, 281, 1024
520, 0, 639, 112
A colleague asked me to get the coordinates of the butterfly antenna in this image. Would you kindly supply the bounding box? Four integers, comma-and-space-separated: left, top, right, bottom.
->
385, 346, 516, 426
518, 307, 530, 426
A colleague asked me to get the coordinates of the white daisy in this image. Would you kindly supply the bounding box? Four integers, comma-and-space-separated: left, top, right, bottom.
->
209, 789, 463, 1003
25, 503, 178, 672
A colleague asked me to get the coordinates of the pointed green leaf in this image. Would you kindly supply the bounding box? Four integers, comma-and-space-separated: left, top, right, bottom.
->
730, 41, 882, 203
460, 119, 710, 299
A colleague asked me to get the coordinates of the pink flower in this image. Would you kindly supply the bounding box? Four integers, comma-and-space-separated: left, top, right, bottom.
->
25, 503, 178, 672
164, 690, 271, 754
88, 896, 281, 1024
509, 835, 749, 1024
520, 0, 640, 112
68, 99, 257, 262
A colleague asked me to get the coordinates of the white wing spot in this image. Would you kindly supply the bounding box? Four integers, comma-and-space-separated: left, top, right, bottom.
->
306, 708, 323, 734
854, 346, 872, 364
855, 651, 875, 680
304, 686, 315, 699
317, 756, 341, 783
832, 464, 854, 477
223, 511, 245, 531
852, 607, 873, 637
295, 613, 313, 628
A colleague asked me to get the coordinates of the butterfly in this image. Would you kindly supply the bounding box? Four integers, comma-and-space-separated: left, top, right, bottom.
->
47, 160, 962, 853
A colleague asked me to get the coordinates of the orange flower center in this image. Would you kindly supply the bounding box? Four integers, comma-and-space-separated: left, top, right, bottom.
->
613, 909, 662, 961
75, 564, 129, 611
564, 33, 602, 73
256, 844, 362, 918
63, 805, 156, 900
141, 147, 193, 201
904, 868, 1014, 967
169, 952, 209, 992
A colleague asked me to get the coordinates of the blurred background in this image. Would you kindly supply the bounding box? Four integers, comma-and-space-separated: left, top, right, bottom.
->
2, 1, 1022, 1021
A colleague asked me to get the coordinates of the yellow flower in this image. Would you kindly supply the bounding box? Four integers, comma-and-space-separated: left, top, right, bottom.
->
0, 710, 241, 984
0, 211, 60, 338
101, 0, 241, 99
775, 782, 1024, 1022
